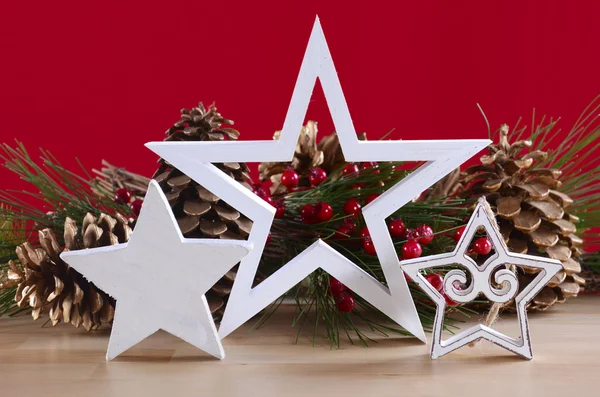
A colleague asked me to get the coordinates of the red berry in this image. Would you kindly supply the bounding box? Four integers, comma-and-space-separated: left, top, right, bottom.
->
360, 161, 379, 174
129, 199, 143, 217
334, 226, 352, 239
341, 218, 357, 232
365, 193, 379, 205
114, 188, 132, 204
401, 240, 422, 259
363, 238, 377, 255
274, 201, 285, 218
309, 167, 328, 186
425, 273, 444, 292
329, 277, 346, 296
253, 183, 269, 198
415, 224, 434, 245
281, 168, 299, 189
359, 227, 370, 239
360, 161, 377, 169
388, 219, 407, 238
444, 293, 459, 307
336, 292, 355, 312
315, 202, 333, 222
264, 196, 276, 207
452, 226, 467, 242
342, 163, 360, 177
343, 198, 361, 216
300, 204, 317, 224
473, 237, 492, 255
266, 233, 272, 245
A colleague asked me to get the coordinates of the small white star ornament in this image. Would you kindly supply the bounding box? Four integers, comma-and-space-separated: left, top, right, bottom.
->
146, 16, 490, 342
401, 198, 563, 360
60, 180, 253, 361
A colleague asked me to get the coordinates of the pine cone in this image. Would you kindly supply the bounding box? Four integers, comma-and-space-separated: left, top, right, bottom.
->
458, 124, 584, 310
258, 121, 367, 194
12, 213, 131, 330
152, 102, 254, 319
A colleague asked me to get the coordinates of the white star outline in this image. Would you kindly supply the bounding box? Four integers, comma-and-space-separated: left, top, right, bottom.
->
400, 199, 563, 359
146, 16, 490, 341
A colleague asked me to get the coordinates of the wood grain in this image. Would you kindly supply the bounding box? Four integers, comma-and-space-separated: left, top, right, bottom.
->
1, 297, 598, 397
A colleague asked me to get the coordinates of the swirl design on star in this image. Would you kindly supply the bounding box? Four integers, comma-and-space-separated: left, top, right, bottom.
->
443, 266, 519, 304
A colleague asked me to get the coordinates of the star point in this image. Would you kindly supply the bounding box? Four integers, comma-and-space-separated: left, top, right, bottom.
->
60, 180, 253, 360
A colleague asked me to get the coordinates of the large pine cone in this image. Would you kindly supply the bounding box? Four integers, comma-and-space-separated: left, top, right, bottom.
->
458, 125, 584, 310
11, 213, 131, 330
152, 103, 254, 319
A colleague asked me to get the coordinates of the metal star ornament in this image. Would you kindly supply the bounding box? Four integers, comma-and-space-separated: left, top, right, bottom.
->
146, 16, 490, 341
60, 180, 253, 361
401, 198, 563, 360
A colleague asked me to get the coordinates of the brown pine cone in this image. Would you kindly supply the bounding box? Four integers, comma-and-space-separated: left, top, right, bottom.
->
458, 124, 584, 310
12, 213, 131, 330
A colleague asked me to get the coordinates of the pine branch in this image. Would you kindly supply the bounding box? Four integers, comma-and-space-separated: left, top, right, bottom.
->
0, 142, 130, 315
261, 161, 473, 344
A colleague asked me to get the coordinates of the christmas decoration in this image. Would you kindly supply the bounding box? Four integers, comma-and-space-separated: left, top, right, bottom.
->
343, 198, 361, 216
309, 167, 328, 186
11, 212, 131, 330
60, 181, 252, 360
415, 224, 434, 245
472, 237, 492, 255
455, 124, 585, 310
151, 102, 259, 320
93, 160, 150, 201
113, 188, 132, 204
388, 219, 407, 238
280, 168, 300, 190
1, 16, 599, 354
401, 198, 563, 359
146, 16, 489, 343
401, 239, 423, 260
0, 143, 134, 319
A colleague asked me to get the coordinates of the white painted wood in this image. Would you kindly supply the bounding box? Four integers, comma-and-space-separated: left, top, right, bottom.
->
60, 180, 253, 361
145, 16, 490, 342
401, 198, 563, 360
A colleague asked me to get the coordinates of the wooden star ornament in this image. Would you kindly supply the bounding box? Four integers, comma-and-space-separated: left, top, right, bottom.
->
400, 198, 563, 360
60, 180, 253, 361
146, 16, 490, 342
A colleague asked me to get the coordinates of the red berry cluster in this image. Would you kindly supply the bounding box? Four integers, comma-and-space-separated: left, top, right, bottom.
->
113, 188, 143, 217
300, 202, 333, 224
329, 277, 355, 312
281, 167, 329, 191
253, 183, 285, 218
424, 273, 459, 307
336, 197, 437, 259
449, 226, 493, 256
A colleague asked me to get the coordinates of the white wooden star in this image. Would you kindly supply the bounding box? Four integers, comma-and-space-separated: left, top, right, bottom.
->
400, 198, 563, 359
146, 16, 490, 342
60, 180, 253, 361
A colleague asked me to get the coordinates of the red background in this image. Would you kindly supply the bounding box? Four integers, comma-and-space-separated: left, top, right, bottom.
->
1, 1, 599, 190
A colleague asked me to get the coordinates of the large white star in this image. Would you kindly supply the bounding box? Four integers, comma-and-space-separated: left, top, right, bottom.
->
146, 16, 490, 342
400, 199, 563, 359
60, 180, 253, 360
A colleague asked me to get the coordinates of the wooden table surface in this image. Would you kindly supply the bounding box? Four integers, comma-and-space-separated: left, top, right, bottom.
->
1, 296, 598, 397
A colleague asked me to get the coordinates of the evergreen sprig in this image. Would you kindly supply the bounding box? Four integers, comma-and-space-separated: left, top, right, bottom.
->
504, 95, 600, 247
260, 161, 476, 345
0, 142, 130, 314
